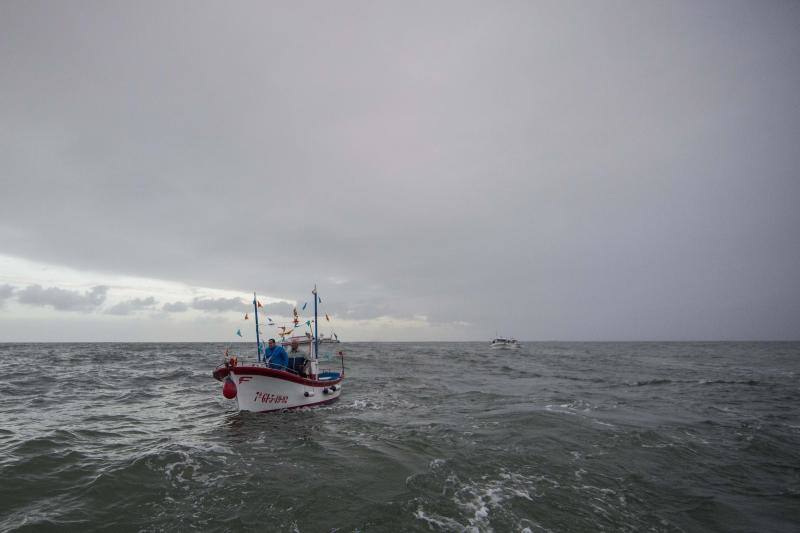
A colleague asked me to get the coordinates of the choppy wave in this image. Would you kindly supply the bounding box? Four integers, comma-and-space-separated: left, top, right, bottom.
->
1, 341, 799, 531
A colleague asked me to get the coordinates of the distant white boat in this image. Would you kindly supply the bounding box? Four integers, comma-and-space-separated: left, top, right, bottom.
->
318, 333, 340, 344
280, 335, 313, 348
490, 337, 521, 350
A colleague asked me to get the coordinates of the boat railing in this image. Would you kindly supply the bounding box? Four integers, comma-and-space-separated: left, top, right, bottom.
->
260, 357, 309, 376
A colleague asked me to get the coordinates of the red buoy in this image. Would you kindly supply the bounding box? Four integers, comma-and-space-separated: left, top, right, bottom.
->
222, 378, 237, 399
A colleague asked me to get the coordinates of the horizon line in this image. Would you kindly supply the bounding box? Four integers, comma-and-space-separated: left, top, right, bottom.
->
1, 339, 798, 344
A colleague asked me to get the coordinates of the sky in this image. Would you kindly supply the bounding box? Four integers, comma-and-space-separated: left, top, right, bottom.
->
1, 0, 799, 342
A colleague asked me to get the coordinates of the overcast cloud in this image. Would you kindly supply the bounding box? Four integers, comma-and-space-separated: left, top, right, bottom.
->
16, 285, 109, 312
258, 302, 295, 318
1, 1, 799, 341
0, 285, 14, 307
106, 296, 158, 316
162, 301, 189, 313
190, 297, 248, 313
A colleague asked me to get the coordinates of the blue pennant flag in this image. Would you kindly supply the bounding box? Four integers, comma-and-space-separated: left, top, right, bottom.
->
302, 302, 307, 310
236, 329, 242, 337
318, 295, 322, 303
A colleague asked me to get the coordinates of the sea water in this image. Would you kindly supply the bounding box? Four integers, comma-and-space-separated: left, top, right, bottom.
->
0, 342, 798, 532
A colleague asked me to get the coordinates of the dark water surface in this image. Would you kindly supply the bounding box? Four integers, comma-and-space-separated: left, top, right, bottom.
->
1, 342, 798, 532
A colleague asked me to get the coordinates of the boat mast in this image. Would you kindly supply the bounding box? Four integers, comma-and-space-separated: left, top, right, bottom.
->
253, 292, 261, 362
313, 284, 319, 360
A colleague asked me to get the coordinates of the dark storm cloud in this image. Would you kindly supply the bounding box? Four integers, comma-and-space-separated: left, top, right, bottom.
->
191, 297, 247, 313
16, 285, 108, 312
107, 296, 157, 316
1, 2, 799, 339
162, 301, 189, 313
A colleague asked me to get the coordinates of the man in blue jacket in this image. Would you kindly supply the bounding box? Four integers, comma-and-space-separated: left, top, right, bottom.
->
264, 338, 289, 370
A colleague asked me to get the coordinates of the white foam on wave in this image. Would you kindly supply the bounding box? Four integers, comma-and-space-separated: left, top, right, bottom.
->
158, 440, 236, 488
575, 484, 616, 496
413, 507, 465, 531
415, 468, 542, 532
162, 450, 206, 485
544, 404, 577, 415
429, 458, 446, 469
347, 394, 418, 412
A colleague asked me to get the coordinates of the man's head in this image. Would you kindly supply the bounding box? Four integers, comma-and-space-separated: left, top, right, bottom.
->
268, 338, 276, 347
291, 339, 299, 348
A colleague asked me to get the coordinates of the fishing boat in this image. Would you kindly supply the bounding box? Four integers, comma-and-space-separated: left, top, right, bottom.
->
490, 337, 521, 350
280, 335, 312, 348
212, 286, 344, 412
318, 333, 340, 344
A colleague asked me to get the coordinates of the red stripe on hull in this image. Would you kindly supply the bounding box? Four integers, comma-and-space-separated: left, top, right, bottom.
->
213, 365, 343, 388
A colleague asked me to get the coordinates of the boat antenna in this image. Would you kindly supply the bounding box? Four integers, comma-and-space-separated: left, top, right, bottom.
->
253, 292, 261, 363
313, 284, 319, 360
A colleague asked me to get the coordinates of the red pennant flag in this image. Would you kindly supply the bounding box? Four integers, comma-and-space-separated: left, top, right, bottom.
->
325, 313, 330, 322
244, 313, 249, 320
257, 301, 263, 308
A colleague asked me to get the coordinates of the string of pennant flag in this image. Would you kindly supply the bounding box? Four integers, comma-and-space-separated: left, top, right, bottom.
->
234, 293, 332, 339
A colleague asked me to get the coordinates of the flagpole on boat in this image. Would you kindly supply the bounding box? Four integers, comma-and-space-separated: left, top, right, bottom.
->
253, 292, 261, 363
313, 284, 319, 361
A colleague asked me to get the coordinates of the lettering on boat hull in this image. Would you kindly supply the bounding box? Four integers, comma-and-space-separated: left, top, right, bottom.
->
253, 391, 289, 404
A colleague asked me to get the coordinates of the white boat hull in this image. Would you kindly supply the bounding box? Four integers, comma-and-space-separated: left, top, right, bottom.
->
214, 366, 343, 412
490, 342, 521, 350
